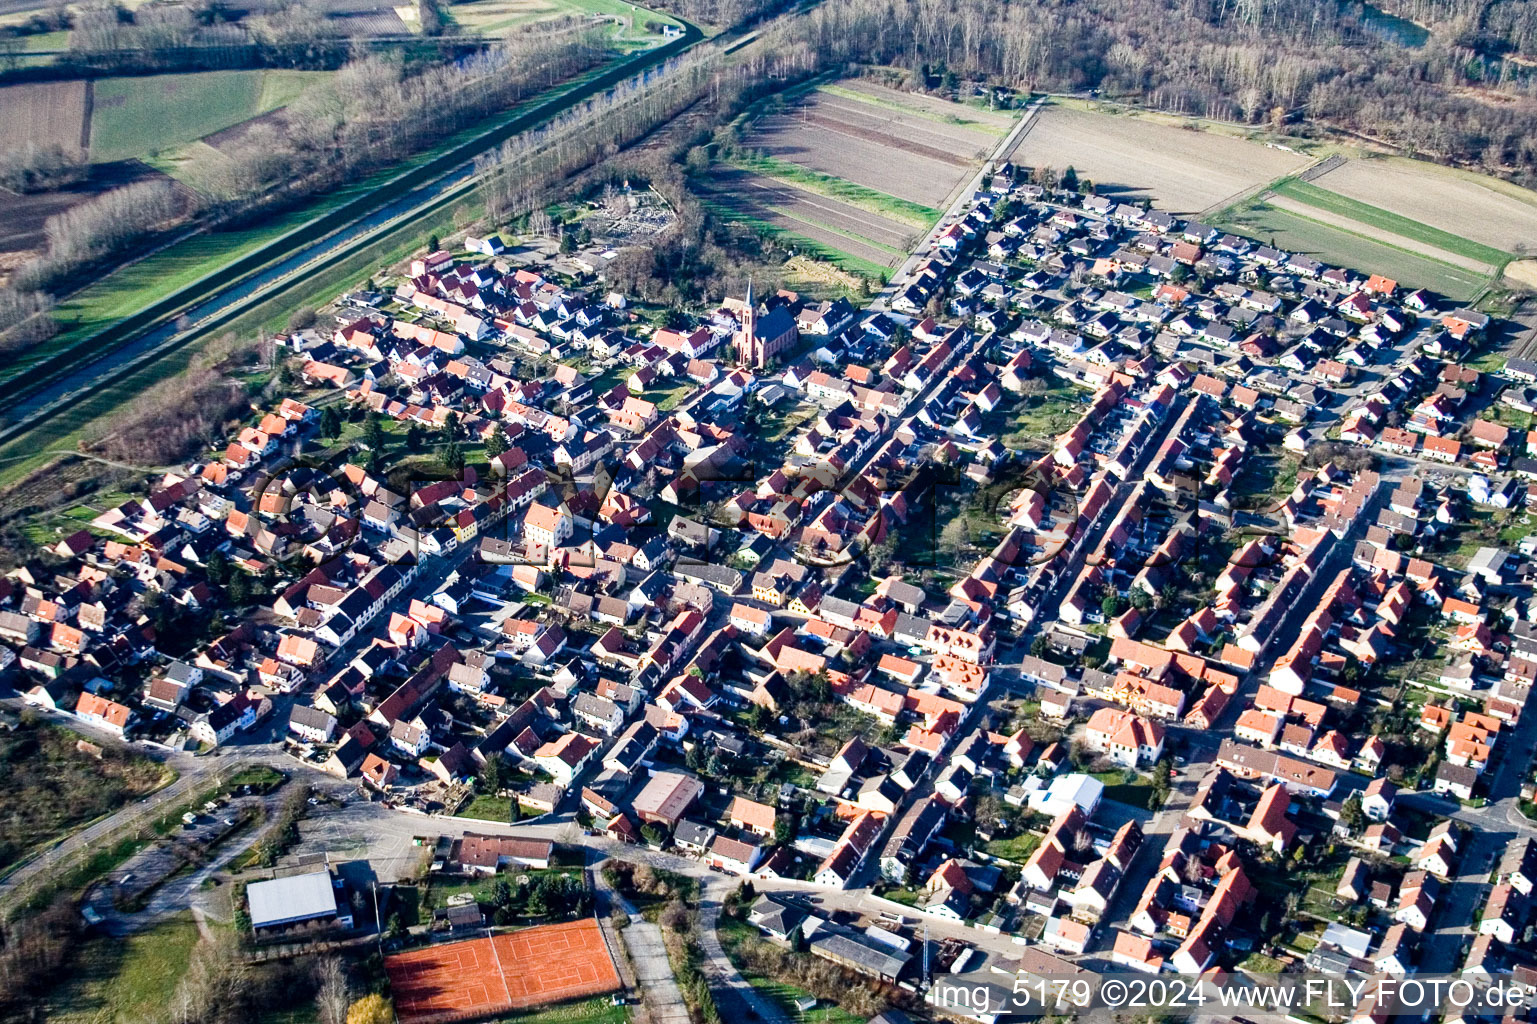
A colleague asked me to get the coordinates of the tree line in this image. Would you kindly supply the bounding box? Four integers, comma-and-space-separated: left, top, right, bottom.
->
749, 0, 1537, 182
0, 23, 608, 352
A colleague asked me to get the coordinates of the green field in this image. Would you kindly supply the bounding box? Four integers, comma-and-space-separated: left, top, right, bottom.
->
1270, 179, 1510, 267
45, 914, 201, 1024
89, 70, 328, 163
456, 793, 517, 822
729, 153, 943, 230
1216, 200, 1489, 300
698, 197, 894, 280
981, 832, 1042, 863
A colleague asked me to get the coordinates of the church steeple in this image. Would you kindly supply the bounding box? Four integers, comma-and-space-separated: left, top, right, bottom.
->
741, 278, 758, 366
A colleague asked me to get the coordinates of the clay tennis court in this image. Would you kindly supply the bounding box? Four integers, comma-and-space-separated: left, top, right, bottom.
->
386, 919, 621, 1024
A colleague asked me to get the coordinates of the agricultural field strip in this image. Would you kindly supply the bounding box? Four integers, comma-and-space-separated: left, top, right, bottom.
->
692, 177, 904, 266
1271, 178, 1510, 267
695, 195, 895, 278
1017, 103, 1307, 213
1216, 201, 1487, 300
88, 71, 292, 164
723, 153, 940, 229
747, 116, 975, 207
1310, 156, 1537, 253
1262, 192, 1495, 276
797, 94, 996, 161
816, 82, 1011, 135
0, 79, 87, 153
1262, 195, 1495, 275
729, 177, 911, 250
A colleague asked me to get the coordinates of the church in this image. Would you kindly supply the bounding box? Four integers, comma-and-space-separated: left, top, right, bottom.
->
735, 280, 799, 369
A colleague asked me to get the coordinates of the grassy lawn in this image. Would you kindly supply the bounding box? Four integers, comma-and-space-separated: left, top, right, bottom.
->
228, 765, 286, 790
981, 832, 1042, 863
44, 914, 200, 1024
429, 863, 585, 906
993, 386, 1085, 448
498, 997, 631, 1024
1217, 200, 1488, 300
728, 154, 941, 230
1231, 450, 1301, 511
457, 793, 516, 823
1272, 179, 1510, 267
642, 382, 696, 412
1239, 952, 1287, 973
89, 70, 327, 164
1091, 771, 1157, 810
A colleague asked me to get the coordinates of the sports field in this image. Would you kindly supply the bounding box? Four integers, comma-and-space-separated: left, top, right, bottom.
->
386, 919, 621, 1024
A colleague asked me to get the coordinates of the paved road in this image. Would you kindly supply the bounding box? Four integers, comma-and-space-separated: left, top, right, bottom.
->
1087, 757, 1210, 951
697, 880, 792, 1024
872, 98, 1043, 313
592, 868, 690, 1024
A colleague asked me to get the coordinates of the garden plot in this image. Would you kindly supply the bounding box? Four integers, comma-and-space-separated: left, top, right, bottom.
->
1018, 103, 1306, 214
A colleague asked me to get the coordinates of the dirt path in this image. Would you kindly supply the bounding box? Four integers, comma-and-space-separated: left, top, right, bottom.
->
1264, 194, 1496, 274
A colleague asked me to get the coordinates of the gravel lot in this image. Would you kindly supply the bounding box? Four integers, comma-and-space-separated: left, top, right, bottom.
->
1311, 156, 1537, 253
1017, 104, 1305, 214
